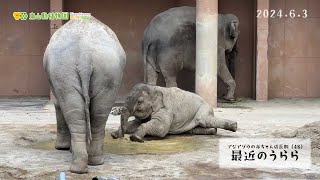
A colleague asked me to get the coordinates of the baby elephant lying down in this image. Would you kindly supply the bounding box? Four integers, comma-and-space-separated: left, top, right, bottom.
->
111, 84, 237, 142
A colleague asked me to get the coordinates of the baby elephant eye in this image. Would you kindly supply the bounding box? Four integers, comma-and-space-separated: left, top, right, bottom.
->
137, 100, 143, 105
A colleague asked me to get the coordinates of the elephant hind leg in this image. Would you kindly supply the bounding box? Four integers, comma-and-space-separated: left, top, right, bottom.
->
158, 49, 180, 87
163, 74, 177, 87
161, 65, 178, 87
186, 127, 217, 135
87, 89, 116, 166
199, 115, 237, 132
54, 102, 71, 150
58, 92, 88, 174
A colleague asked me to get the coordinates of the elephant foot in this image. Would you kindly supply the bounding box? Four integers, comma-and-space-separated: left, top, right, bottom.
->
110, 130, 123, 139
88, 155, 105, 166
223, 95, 235, 102
55, 135, 71, 150
224, 122, 237, 132
70, 158, 88, 174
55, 143, 70, 150
110, 131, 118, 139
130, 134, 144, 143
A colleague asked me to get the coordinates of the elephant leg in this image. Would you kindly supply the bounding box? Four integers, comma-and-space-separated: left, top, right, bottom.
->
163, 74, 177, 87
88, 89, 115, 166
144, 62, 158, 86
162, 67, 178, 87
218, 49, 236, 101
54, 102, 71, 150
59, 92, 88, 174
185, 127, 217, 135
111, 119, 143, 139
199, 114, 237, 132
130, 113, 172, 143
158, 49, 180, 87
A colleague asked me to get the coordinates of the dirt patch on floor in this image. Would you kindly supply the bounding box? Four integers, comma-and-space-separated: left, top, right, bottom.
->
0, 166, 63, 180
184, 163, 320, 179
0, 164, 114, 180
28, 171, 114, 180
14, 125, 206, 155
0, 166, 29, 179
14, 125, 56, 148
280, 121, 320, 164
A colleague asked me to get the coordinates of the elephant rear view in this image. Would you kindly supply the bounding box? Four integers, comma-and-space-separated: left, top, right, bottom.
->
143, 6, 240, 101
43, 16, 126, 174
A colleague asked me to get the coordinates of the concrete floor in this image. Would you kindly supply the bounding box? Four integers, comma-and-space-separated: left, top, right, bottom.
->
1, 97, 320, 179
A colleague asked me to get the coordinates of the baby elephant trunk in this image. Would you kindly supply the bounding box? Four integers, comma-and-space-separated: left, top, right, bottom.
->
118, 107, 130, 138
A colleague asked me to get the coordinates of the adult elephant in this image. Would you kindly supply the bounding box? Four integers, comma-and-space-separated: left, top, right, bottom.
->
43, 16, 126, 173
143, 6, 239, 101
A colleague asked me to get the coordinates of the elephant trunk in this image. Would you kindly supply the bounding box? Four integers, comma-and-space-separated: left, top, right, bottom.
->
118, 107, 130, 137
227, 40, 239, 79
227, 52, 236, 79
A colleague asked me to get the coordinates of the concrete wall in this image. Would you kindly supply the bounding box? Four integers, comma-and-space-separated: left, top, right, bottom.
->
0, 0, 50, 96
64, 0, 196, 98
65, 0, 256, 98
0, 0, 256, 98
268, 0, 320, 98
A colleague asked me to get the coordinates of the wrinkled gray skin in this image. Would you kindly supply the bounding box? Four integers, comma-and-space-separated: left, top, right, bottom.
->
143, 6, 240, 101
43, 17, 126, 174
111, 84, 237, 143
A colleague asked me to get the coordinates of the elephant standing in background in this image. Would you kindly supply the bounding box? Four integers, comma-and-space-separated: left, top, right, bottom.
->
43, 16, 126, 173
111, 84, 237, 143
143, 6, 240, 101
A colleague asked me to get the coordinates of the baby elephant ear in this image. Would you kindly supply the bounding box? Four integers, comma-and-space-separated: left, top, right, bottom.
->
229, 20, 239, 38
151, 90, 164, 113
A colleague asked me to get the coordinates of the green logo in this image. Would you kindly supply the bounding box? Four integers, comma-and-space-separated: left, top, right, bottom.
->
13, 12, 72, 20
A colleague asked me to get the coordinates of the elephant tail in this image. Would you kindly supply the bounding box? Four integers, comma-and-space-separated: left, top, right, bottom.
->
77, 55, 93, 144
142, 39, 160, 75
84, 88, 92, 145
